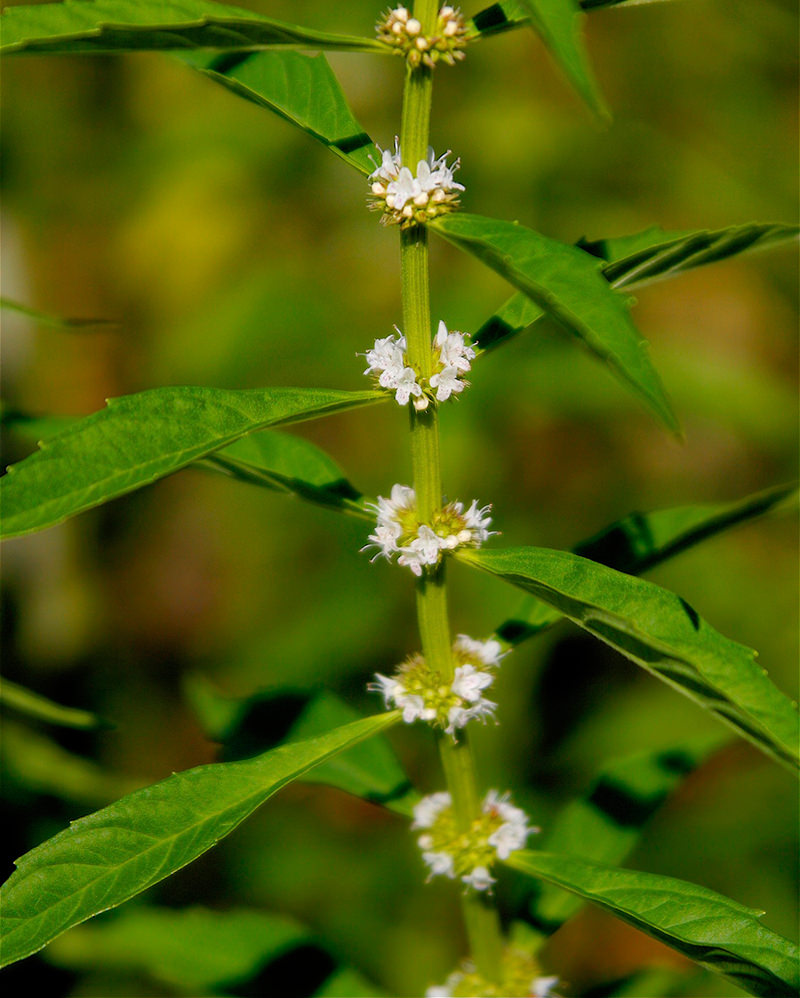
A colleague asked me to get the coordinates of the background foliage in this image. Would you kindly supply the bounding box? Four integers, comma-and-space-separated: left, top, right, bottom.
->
1, 0, 797, 995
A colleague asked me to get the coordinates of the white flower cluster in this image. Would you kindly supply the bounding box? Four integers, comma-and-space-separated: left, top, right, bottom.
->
369, 634, 505, 735
369, 140, 464, 227
427, 971, 560, 998
364, 484, 493, 576
376, 6, 469, 68
412, 789, 537, 892
362, 320, 475, 409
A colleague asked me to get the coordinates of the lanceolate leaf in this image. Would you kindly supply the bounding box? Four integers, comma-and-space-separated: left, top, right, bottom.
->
508, 850, 800, 998
578, 222, 800, 290
0, 386, 383, 539
526, 734, 727, 938
431, 213, 679, 434
470, 0, 683, 40
460, 546, 800, 770
475, 222, 800, 352
0, 0, 384, 55
495, 484, 797, 644
517, 0, 609, 120
202, 430, 369, 519
0, 712, 399, 968
179, 50, 378, 175
0, 678, 106, 731
0, 297, 116, 331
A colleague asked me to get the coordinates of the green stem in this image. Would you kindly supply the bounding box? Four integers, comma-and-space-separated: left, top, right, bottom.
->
399, 4, 505, 983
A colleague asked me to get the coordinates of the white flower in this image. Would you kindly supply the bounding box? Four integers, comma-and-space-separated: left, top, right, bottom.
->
453, 633, 504, 668
445, 697, 497, 736
397, 524, 443, 576
434, 319, 474, 372
461, 865, 496, 892
429, 364, 465, 402
363, 484, 416, 561
532, 976, 561, 998
422, 849, 456, 878
393, 366, 424, 406
369, 144, 464, 227
368, 672, 401, 707
451, 664, 494, 703
461, 500, 494, 545
483, 789, 538, 861
413, 791, 452, 828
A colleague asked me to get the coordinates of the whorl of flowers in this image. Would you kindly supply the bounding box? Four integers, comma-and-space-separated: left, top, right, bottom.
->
412, 789, 538, 892
369, 634, 505, 735
369, 140, 464, 227
376, 6, 469, 68
427, 953, 559, 998
363, 484, 494, 576
362, 320, 475, 409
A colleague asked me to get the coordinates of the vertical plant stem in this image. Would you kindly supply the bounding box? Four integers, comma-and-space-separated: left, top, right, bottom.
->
399, 2, 505, 982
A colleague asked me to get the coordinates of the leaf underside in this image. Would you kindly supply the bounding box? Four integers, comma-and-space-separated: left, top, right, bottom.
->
508, 850, 800, 998
461, 546, 800, 770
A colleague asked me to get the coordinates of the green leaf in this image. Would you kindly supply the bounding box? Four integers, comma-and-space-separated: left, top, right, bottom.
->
517, 0, 609, 120
526, 734, 727, 938
508, 850, 800, 998
0, 297, 116, 331
0, 386, 383, 540
46, 906, 311, 993
475, 222, 799, 353
578, 222, 800, 290
470, 0, 681, 40
460, 546, 800, 770
203, 429, 369, 519
179, 49, 378, 175
495, 484, 797, 645
431, 213, 679, 434
186, 677, 418, 816
0, 677, 107, 730
288, 692, 418, 817
0, 0, 384, 55
0, 711, 399, 968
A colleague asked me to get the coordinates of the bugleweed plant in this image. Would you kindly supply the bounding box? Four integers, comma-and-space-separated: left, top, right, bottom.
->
0, 1, 798, 996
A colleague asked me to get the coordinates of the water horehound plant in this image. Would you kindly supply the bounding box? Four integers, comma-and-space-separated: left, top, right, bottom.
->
0, 1, 798, 996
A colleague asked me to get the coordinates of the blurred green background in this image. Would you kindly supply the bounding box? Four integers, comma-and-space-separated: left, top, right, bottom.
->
1, 1, 797, 995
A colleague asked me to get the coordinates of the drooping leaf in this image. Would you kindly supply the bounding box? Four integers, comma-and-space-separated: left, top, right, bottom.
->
460, 546, 800, 770
0, 297, 116, 330
46, 906, 311, 994
186, 677, 417, 816
0, 677, 107, 730
0, 386, 383, 540
517, 0, 609, 120
179, 49, 379, 175
0, 0, 384, 55
508, 850, 800, 998
495, 484, 797, 645
431, 213, 679, 434
202, 429, 370, 519
525, 733, 727, 939
0, 711, 399, 968
475, 222, 800, 352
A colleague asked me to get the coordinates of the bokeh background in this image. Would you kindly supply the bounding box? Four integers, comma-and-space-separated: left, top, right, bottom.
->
1, 0, 798, 995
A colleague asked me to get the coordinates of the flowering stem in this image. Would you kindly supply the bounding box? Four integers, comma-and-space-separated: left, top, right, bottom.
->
399, 3, 505, 983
